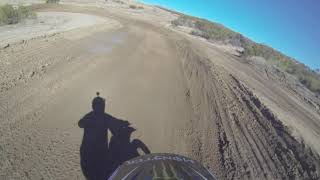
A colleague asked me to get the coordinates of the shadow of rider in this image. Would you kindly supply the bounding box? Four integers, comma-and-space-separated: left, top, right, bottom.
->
109, 125, 151, 171
78, 92, 150, 180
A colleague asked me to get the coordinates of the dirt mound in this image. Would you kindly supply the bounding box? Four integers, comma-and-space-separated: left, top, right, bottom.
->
177, 40, 320, 179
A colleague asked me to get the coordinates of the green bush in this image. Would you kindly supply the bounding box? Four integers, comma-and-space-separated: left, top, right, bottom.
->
155, 6, 182, 16
46, 0, 60, 3
0, 4, 36, 25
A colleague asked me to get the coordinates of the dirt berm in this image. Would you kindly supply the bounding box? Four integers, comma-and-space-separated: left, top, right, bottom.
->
177, 40, 320, 179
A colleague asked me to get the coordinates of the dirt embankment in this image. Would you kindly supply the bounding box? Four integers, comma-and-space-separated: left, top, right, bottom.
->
177, 40, 320, 179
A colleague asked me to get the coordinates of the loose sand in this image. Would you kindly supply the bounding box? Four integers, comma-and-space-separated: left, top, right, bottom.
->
0, 11, 119, 48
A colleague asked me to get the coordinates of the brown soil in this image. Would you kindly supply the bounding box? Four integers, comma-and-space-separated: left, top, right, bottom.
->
0, 4, 319, 180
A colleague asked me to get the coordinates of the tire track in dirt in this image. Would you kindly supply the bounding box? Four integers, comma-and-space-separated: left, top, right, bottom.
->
0, 10, 190, 178
177, 40, 320, 180
0, 27, 129, 179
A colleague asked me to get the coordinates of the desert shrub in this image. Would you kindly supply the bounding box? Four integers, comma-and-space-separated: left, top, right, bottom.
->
171, 15, 195, 27
46, 0, 60, 3
0, 4, 36, 25
129, 5, 143, 9
171, 19, 179, 26
155, 6, 182, 16
0, 4, 18, 24
17, 5, 36, 19
172, 15, 238, 42
129, 5, 137, 9
112, 0, 124, 4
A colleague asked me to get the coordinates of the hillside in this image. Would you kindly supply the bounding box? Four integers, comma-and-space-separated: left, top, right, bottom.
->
171, 14, 320, 95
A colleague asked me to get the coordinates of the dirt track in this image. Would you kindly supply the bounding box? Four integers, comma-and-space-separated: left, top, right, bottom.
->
0, 4, 320, 180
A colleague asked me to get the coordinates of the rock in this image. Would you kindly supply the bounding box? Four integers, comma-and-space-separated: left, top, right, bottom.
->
29, 71, 35, 78
3, 44, 10, 49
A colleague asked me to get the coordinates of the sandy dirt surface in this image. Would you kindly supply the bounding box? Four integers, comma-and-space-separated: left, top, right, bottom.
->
0, 11, 119, 48
0, 2, 320, 180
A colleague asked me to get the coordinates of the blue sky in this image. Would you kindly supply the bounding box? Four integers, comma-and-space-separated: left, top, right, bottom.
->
140, 0, 320, 69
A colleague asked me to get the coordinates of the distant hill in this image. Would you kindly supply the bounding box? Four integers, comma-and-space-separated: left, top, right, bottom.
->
170, 13, 320, 95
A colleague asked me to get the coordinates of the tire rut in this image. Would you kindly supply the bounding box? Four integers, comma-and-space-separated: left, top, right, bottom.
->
177, 40, 320, 180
